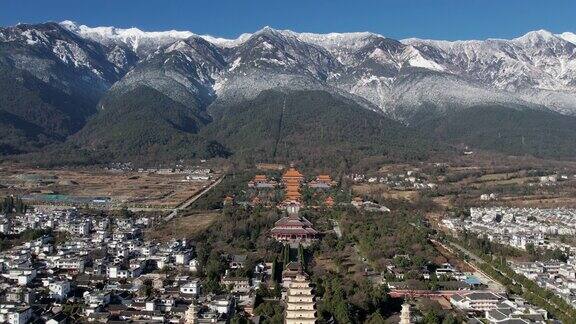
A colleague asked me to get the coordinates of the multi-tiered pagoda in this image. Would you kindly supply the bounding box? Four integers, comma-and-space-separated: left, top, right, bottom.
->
285, 274, 317, 324
283, 166, 304, 203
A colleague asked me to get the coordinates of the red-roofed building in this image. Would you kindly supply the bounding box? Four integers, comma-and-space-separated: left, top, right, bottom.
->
270, 214, 318, 244
283, 167, 304, 184
309, 174, 336, 189
248, 175, 277, 188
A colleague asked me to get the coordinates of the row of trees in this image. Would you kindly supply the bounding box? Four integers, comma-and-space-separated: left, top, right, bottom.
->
189, 171, 254, 210
456, 235, 576, 322
0, 228, 52, 252
1, 196, 27, 214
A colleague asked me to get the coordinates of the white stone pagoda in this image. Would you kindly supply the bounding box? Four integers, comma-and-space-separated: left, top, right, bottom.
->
400, 302, 411, 324
285, 274, 317, 324
184, 302, 197, 324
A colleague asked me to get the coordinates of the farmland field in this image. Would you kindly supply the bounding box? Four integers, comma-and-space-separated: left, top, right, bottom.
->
0, 164, 217, 209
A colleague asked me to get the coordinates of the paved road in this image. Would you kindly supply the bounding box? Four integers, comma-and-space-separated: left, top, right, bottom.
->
446, 239, 573, 318
433, 236, 576, 321
389, 289, 499, 298
165, 176, 224, 222
431, 239, 506, 292
448, 240, 484, 264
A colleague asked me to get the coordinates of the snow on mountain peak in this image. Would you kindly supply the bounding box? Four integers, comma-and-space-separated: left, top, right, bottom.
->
61, 21, 390, 56
513, 29, 559, 44
60, 20, 195, 55
558, 32, 576, 45
294, 31, 381, 50
402, 46, 445, 71
6, 21, 576, 122
201, 33, 252, 48
61, 20, 194, 41
60, 20, 257, 52
403, 30, 563, 49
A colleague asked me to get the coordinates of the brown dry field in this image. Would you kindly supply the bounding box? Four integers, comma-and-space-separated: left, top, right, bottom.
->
447, 151, 576, 170
352, 184, 420, 202
476, 172, 520, 182
476, 177, 533, 186
0, 165, 214, 208
378, 164, 414, 173
442, 159, 576, 207
144, 211, 221, 242
352, 183, 386, 195
383, 190, 420, 201
354, 158, 576, 209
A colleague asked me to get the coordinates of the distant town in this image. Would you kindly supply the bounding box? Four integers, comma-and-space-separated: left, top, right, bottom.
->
1, 158, 576, 323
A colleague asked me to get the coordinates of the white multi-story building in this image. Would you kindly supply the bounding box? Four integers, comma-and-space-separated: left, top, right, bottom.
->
49, 281, 71, 301
175, 252, 191, 265
69, 221, 91, 236
107, 265, 138, 279
188, 259, 199, 272
180, 280, 200, 295
209, 297, 233, 315
450, 292, 504, 311
54, 258, 85, 273
84, 291, 111, 308
7, 268, 36, 286
0, 217, 11, 234
3, 306, 32, 324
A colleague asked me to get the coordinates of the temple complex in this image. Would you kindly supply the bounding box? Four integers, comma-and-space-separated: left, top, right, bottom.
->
270, 204, 318, 245
271, 167, 319, 244
285, 274, 317, 324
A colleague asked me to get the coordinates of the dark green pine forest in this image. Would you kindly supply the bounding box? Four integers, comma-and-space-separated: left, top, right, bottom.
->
4, 81, 576, 167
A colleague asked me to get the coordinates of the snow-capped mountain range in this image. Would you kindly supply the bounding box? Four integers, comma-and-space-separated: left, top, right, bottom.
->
3, 20, 576, 123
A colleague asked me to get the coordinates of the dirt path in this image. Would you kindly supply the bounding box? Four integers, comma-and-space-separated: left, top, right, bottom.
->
165, 176, 224, 221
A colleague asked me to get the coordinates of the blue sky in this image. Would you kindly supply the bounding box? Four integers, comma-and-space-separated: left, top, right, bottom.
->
2, 0, 575, 40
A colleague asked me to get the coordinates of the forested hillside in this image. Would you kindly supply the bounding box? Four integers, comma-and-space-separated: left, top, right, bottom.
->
24, 89, 444, 167
203, 90, 443, 169
414, 105, 576, 158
